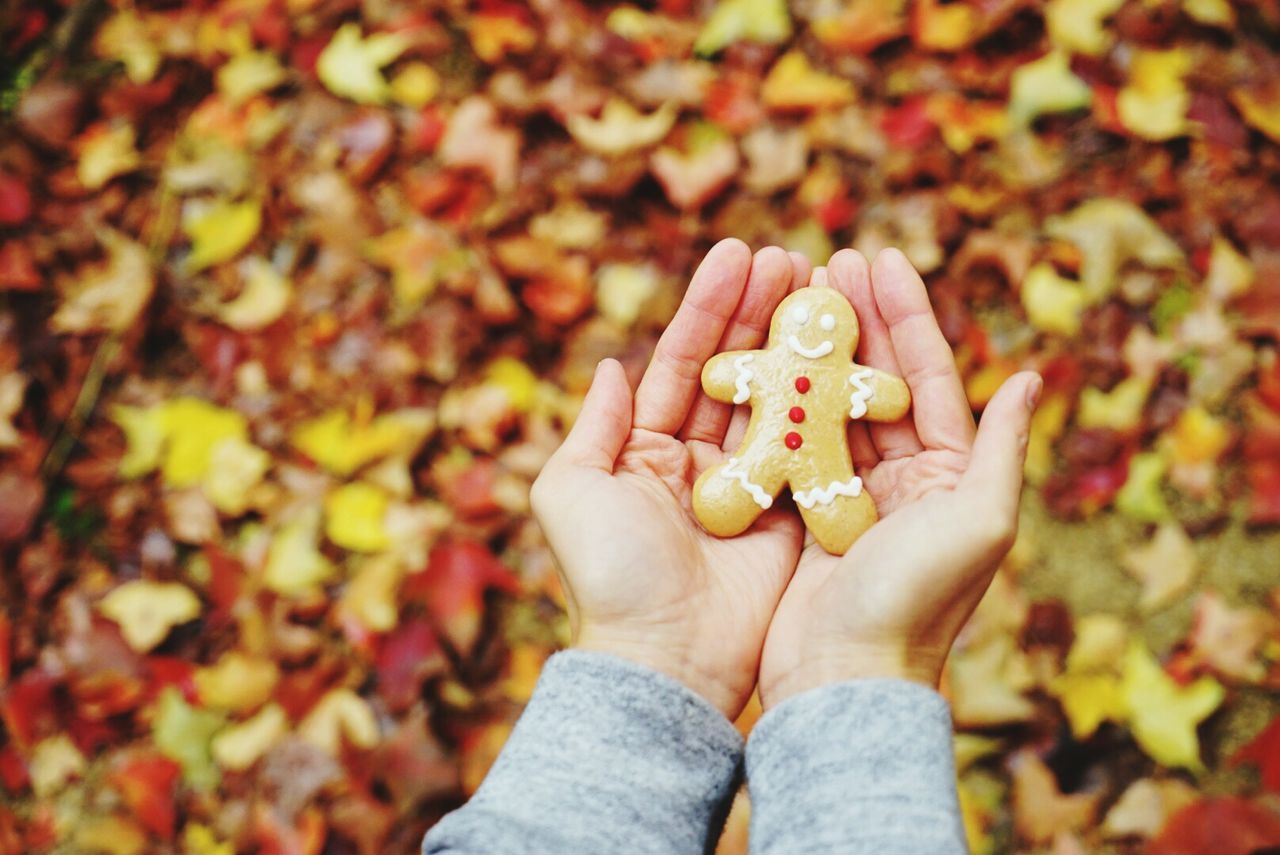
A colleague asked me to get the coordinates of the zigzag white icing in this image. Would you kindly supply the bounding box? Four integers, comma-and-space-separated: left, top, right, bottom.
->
731, 354, 754, 404
849, 368, 875, 419
722, 457, 772, 509
793, 476, 864, 509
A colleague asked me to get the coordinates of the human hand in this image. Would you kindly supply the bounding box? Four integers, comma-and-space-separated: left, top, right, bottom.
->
758, 248, 1042, 709
531, 239, 811, 719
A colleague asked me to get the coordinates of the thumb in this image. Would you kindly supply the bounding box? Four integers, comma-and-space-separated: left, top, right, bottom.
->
551, 358, 633, 472
962, 371, 1042, 520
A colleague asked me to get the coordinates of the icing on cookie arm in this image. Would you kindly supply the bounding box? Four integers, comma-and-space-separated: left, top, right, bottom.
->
849, 366, 911, 422
701, 350, 760, 405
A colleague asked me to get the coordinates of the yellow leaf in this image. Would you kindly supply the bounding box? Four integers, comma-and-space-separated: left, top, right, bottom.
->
1008, 50, 1092, 127
1044, 199, 1183, 303
99, 580, 201, 653
326, 482, 391, 552
1231, 83, 1280, 144
1115, 451, 1172, 522
529, 202, 607, 250
1121, 522, 1197, 611
596, 263, 659, 328
291, 407, 434, 476
1121, 640, 1224, 770
112, 404, 167, 478
468, 12, 537, 63
341, 554, 405, 632
1204, 235, 1253, 301
1025, 393, 1069, 485
214, 257, 292, 331
693, 0, 791, 56
203, 435, 270, 515
315, 22, 410, 105
1052, 671, 1126, 739
1069, 614, 1131, 671
485, 357, 540, 413
216, 51, 287, 105
195, 652, 279, 713
210, 703, 287, 772
77, 124, 142, 190
761, 51, 856, 111
299, 688, 380, 755
1167, 406, 1231, 465
184, 198, 262, 272
927, 94, 1008, 154
159, 398, 250, 489
74, 815, 147, 855
263, 509, 336, 595
390, 62, 440, 108
183, 823, 236, 855
1020, 262, 1086, 336
915, 0, 978, 52
52, 230, 155, 334
1044, 0, 1124, 56
1183, 0, 1235, 27
1117, 49, 1192, 141
1078, 375, 1154, 432
566, 99, 678, 156
30, 735, 86, 798
95, 9, 160, 83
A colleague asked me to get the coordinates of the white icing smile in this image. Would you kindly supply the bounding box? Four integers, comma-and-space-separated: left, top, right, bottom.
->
788, 335, 834, 359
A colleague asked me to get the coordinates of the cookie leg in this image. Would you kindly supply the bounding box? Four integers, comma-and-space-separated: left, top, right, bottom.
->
791, 469, 878, 555
693, 451, 783, 538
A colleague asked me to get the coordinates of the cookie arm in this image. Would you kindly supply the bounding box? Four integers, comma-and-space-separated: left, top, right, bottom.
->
849, 366, 911, 422
702, 350, 760, 405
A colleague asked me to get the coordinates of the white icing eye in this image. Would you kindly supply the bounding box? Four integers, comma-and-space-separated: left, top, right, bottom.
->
820, 313, 836, 331
790, 305, 809, 325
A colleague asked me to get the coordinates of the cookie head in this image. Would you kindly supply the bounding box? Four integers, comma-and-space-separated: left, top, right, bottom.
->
769, 288, 860, 360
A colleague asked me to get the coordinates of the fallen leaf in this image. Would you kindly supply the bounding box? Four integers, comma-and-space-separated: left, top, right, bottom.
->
77, 123, 142, 190
1186, 591, 1277, 683
1122, 640, 1224, 770
1114, 452, 1172, 522
693, 0, 791, 56
51, 230, 155, 334
315, 23, 410, 105
99, 581, 202, 653
1044, 199, 1184, 303
1103, 777, 1200, 839
1044, 0, 1124, 56
325, 482, 391, 552
194, 652, 279, 713
1121, 522, 1196, 611
1008, 50, 1092, 127
183, 198, 262, 272
439, 97, 520, 190
1117, 49, 1193, 141
761, 52, 855, 111
947, 634, 1036, 727
298, 688, 380, 756
262, 508, 336, 596
29, 735, 86, 798
291, 406, 434, 477
151, 686, 225, 790
210, 703, 287, 772
1077, 376, 1154, 432
212, 256, 292, 331
650, 126, 740, 209
566, 99, 678, 156
1149, 798, 1280, 855
1021, 262, 1086, 336
1232, 714, 1280, 793
216, 50, 287, 105
1010, 750, 1100, 845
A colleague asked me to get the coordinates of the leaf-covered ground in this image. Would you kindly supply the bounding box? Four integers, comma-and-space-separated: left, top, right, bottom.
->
2, 0, 1280, 852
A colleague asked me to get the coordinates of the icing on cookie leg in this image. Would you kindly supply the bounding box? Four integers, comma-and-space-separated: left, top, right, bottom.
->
792, 466, 878, 554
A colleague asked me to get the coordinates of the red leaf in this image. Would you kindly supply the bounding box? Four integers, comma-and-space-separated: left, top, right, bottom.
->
0, 614, 9, 685
0, 670, 60, 750
1246, 460, 1280, 525
146, 657, 199, 705
0, 473, 42, 544
0, 745, 28, 794
436, 457, 502, 519
404, 540, 519, 652
111, 754, 181, 840
705, 74, 765, 135
880, 98, 935, 149
375, 618, 446, 712
0, 174, 32, 227
1233, 715, 1280, 793
1149, 798, 1280, 855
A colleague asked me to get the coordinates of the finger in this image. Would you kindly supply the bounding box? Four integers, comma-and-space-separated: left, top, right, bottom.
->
827, 248, 923, 460
962, 372, 1042, 522
872, 248, 975, 453
549, 359, 634, 471
788, 251, 811, 291
634, 238, 753, 434
847, 421, 878, 470
681, 246, 793, 444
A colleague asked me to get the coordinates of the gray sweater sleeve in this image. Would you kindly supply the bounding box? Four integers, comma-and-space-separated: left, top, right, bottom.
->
745, 679, 968, 854
422, 649, 744, 855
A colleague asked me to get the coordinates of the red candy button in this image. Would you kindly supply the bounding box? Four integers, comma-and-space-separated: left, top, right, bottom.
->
789, 406, 805, 423
784, 431, 803, 450
795, 376, 810, 393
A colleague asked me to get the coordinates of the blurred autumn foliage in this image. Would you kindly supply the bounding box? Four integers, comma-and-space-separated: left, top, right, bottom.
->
2, 0, 1280, 852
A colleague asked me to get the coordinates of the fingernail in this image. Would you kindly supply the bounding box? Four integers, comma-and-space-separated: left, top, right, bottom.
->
1026, 375, 1043, 410
810, 266, 828, 288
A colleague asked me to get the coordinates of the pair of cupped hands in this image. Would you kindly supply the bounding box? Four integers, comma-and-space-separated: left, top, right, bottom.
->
531, 240, 1044, 720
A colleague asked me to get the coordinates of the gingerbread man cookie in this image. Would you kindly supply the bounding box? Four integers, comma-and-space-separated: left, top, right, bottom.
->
692, 283, 911, 554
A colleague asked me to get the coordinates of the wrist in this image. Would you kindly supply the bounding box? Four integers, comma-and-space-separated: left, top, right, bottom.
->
760, 644, 944, 710
574, 626, 743, 720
